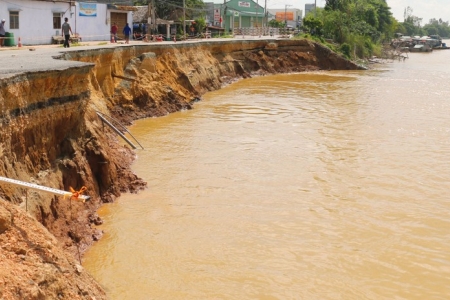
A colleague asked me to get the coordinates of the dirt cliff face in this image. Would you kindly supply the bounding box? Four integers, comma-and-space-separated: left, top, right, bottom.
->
0, 65, 146, 257
0, 38, 360, 298
0, 198, 107, 299
63, 39, 359, 124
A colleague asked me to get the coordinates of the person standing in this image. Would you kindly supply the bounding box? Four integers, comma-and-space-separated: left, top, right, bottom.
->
0, 19, 6, 47
111, 23, 118, 43
123, 23, 131, 44
61, 17, 73, 48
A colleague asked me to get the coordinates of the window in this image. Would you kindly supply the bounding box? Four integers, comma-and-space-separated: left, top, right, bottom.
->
9, 11, 19, 29
53, 13, 61, 29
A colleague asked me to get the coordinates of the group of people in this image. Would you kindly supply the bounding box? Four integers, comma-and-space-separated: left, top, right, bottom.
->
0, 16, 74, 48
60, 19, 132, 48
0, 19, 6, 47
0, 16, 137, 48
110, 22, 132, 44
141, 34, 164, 42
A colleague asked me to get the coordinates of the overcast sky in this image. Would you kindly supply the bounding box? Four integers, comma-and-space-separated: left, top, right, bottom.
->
217, 0, 450, 23
385, 0, 450, 23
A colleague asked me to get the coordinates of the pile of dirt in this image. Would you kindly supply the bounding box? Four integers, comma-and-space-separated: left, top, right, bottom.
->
0, 200, 106, 300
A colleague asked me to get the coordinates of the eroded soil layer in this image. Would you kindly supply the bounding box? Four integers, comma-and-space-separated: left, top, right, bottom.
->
0, 39, 360, 299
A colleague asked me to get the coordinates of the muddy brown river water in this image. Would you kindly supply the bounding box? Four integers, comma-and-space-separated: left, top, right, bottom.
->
84, 49, 450, 300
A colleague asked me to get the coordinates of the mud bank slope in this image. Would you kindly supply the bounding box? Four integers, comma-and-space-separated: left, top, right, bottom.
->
0, 38, 360, 298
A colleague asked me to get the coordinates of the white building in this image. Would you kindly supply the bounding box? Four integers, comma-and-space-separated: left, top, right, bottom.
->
305, 3, 316, 17
0, 0, 134, 46
267, 8, 303, 28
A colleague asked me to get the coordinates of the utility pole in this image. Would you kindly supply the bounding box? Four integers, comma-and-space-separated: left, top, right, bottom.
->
259, 0, 263, 28
255, 0, 257, 27
314, 0, 317, 17
183, 0, 186, 40
150, 0, 153, 34
148, 0, 156, 34
285, 4, 291, 28
264, 0, 267, 30
152, 0, 158, 33
223, 0, 226, 31
152, 0, 156, 33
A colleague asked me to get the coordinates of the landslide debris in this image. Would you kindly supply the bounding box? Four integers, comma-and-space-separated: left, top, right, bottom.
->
0, 199, 107, 300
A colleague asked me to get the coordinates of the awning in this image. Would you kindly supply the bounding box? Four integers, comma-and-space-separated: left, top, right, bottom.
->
225, 10, 263, 17
107, 4, 138, 11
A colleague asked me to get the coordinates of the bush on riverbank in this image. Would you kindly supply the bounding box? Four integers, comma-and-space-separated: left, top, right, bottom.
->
301, 0, 392, 60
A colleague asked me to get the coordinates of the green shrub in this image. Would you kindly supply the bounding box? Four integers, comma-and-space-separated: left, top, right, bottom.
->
339, 43, 351, 58
213, 34, 234, 38
344, 34, 375, 58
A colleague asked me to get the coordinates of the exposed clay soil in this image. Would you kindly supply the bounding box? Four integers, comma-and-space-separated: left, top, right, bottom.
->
0, 200, 106, 300
0, 39, 361, 299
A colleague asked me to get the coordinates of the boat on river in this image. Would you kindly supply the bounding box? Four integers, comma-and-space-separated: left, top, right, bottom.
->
410, 36, 444, 52
429, 35, 450, 49
393, 34, 445, 52
410, 41, 433, 52
433, 42, 450, 50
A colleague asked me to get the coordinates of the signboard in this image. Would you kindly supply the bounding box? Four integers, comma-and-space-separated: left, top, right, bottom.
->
275, 12, 294, 21
238, 1, 251, 8
234, 11, 240, 17
214, 8, 220, 22
79, 3, 97, 17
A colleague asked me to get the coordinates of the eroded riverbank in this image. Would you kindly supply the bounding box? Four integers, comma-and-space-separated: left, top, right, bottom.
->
0, 38, 360, 298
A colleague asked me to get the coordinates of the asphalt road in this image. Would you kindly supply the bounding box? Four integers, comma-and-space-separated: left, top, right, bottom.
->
0, 41, 142, 78
0, 35, 280, 78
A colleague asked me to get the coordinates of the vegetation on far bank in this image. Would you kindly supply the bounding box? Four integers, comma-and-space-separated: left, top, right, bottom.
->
133, 0, 449, 60
300, 0, 450, 60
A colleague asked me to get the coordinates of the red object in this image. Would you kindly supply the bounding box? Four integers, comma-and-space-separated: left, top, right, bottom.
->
220, 17, 223, 23
18, 37, 22, 47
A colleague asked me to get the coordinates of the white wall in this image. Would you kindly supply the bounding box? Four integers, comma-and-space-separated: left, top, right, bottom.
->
267, 8, 303, 28
0, 0, 132, 45
72, 3, 110, 42
76, 5, 133, 42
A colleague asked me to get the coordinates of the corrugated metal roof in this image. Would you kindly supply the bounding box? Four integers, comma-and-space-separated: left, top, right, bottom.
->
133, 6, 149, 23
107, 4, 138, 11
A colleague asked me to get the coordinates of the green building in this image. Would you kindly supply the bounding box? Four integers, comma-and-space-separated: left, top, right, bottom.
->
215, 0, 265, 33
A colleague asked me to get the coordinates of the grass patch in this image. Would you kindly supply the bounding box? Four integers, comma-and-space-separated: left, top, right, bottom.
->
71, 42, 90, 47
295, 33, 339, 52
213, 34, 234, 38
58, 42, 89, 47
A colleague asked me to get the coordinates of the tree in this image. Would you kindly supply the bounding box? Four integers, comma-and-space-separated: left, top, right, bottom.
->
133, 0, 204, 22
194, 17, 206, 33
397, 6, 425, 36
403, 6, 413, 22
268, 19, 285, 28
423, 25, 438, 35
322, 10, 348, 42
423, 19, 450, 37
325, 0, 350, 11
318, 0, 397, 58
321, 0, 394, 42
303, 15, 323, 35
